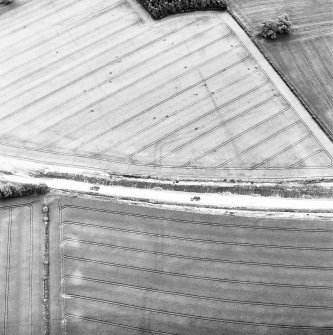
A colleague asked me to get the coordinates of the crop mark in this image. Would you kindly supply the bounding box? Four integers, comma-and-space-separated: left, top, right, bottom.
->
28, 205, 33, 335
218, 121, 305, 168
184, 95, 288, 167
101, 64, 256, 157
8, 20, 212, 141
63, 314, 175, 335
3, 17, 201, 109
62, 275, 333, 311
291, 150, 333, 168
297, 42, 333, 104
4, 21, 201, 136
128, 68, 263, 163
63, 219, 333, 252
61, 205, 333, 233
61, 238, 333, 270
72, 34, 235, 151
0, 4, 129, 79
2, 209, 12, 335
0, 0, 50, 29
41, 32, 236, 151
61, 292, 333, 330
0, 1, 125, 65
0, 204, 35, 335
0, 14, 141, 94
309, 39, 333, 81
147, 81, 286, 167
101, 73, 274, 156
0, 0, 86, 40
253, 136, 313, 169
63, 255, 333, 290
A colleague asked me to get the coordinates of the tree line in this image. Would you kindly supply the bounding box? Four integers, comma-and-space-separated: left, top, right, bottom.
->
138, 0, 227, 19
0, 183, 50, 199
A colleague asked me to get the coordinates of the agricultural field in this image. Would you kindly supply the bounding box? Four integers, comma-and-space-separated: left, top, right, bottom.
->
0, 197, 44, 335
52, 196, 333, 335
228, 0, 333, 139
0, 0, 332, 180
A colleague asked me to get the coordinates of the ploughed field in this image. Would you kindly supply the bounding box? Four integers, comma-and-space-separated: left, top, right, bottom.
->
0, 197, 44, 335
57, 197, 333, 335
0, 0, 332, 179
229, 0, 333, 139
1, 195, 332, 334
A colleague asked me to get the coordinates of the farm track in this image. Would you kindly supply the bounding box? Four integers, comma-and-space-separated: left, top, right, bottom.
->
55, 197, 333, 335
228, 0, 333, 140
0, 0, 332, 180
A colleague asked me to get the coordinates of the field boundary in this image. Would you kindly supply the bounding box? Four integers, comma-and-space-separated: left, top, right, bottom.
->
42, 200, 50, 335
131, 0, 333, 141
225, 4, 333, 142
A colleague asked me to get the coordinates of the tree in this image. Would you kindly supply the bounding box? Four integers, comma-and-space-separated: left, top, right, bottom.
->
138, 0, 227, 20
261, 14, 292, 39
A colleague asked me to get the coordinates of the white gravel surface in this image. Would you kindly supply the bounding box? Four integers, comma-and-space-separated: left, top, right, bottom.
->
1, 173, 332, 213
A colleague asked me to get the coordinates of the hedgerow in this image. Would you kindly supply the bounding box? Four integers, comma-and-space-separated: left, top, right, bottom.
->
138, 0, 227, 19
0, 183, 50, 199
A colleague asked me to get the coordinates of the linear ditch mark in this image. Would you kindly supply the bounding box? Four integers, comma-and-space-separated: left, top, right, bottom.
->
291, 149, 332, 169
62, 275, 333, 310
98, 55, 251, 155
2, 209, 12, 335
77, 51, 250, 159
63, 314, 175, 335
0, 5, 131, 79
62, 293, 333, 330
217, 122, 306, 168
0, 1, 125, 64
61, 238, 333, 270
42, 201, 50, 335
63, 219, 333, 252
0, 14, 141, 93
1, 18, 198, 112
129, 70, 263, 162
28, 205, 33, 335
145, 83, 285, 166
39, 32, 236, 150
0, 0, 86, 40
11, 21, 215, 147
100, 74, 267, 156
60, 205, 333, 233
63, 255, 333, 290
72, 34, 234, 151
224, 16, 333, 152
254, 136, 312, 169
0, 0, 51, 29
166, 95, 286, 166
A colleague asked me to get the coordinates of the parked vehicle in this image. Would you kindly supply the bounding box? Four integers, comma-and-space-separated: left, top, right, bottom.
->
90, 186, 100, 191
